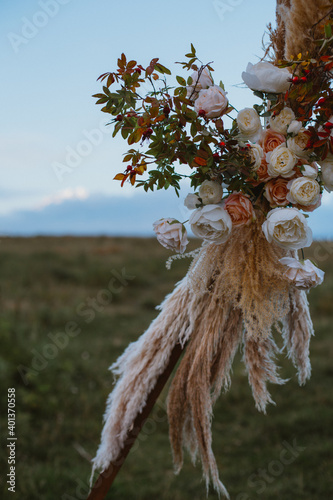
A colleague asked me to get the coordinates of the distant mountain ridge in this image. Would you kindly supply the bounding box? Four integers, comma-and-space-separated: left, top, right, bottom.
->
0, 192, 332, 239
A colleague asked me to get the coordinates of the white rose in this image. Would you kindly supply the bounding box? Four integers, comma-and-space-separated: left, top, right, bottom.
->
279, 257, 324, 290
287, 128, 311, 158
301, 163, 318, 179
184, 193, 201, 210
287, 120, 302, 136
248, 143, 264, 171
194, 85, 228, 118
320, 159, 333, 192
189, 204, 232, 244
237, 108, 262, 141
186, 68, 213, 100
262, 207, 312, 250
153, 218, 189, 254
199, 180, 223, 205
267, 145, 297, 178
286, 177, 321, 206
269, 107, 295, 135
241, 61, 290, 94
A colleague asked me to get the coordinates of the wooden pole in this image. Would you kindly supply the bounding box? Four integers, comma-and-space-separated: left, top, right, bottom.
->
86, 341, 185, 500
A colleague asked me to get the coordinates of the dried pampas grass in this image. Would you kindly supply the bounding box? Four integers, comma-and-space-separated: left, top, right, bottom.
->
92, 216, 314, 497
272, 0, 333, 61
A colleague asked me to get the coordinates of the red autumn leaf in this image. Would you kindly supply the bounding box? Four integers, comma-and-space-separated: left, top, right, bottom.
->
313, 138, 328, 148
194, 157, 207, 166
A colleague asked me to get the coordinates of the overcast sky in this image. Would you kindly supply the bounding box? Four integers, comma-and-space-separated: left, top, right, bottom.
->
1, 0, 332, 237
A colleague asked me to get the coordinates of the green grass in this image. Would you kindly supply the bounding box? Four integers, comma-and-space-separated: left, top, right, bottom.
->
0, 237, 332, 500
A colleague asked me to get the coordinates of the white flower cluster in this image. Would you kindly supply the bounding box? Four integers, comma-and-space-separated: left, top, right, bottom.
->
152, 60, 328, 291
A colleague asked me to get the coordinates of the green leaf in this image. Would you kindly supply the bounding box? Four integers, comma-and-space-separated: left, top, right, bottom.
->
112, 122, 122, 138
176, 76, 186, 86
253, 90, 264, 100
155, 63, 171, 75
123, 153, 133, 162
325, 23, 332, 38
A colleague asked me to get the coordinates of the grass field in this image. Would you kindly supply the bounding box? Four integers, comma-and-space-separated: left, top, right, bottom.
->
0, 236, 333, 500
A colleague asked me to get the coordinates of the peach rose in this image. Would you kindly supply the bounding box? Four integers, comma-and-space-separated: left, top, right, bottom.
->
250, 157, 271, 185
259, 129, 285, 153
264, 177, 289, 207
224, 192, 255, 226
257, 157, 272, 182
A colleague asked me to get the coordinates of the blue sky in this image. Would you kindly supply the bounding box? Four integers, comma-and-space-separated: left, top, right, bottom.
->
1, 0, 332, 237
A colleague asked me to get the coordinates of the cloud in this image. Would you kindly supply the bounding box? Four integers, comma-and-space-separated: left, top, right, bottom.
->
35, 186, 89, 210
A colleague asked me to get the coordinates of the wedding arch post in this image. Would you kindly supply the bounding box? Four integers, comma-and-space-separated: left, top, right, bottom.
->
87, 342, 184, 500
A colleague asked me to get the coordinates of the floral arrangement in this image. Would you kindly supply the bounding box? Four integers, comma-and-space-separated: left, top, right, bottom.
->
90, 4, 333, 499
94, 36, 333, 288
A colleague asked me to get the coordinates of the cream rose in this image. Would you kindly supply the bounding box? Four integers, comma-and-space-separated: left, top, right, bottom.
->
269, 107, 295, 135
189, 204, 232, 244
287, 128, 312, 158
199, 180, 223, 205
248, 143, 264, 171
194, 85, 228, 118
267, 145, 297, 178
184, 193, 201, 210
287, 120, 302, 136
262, 207, 312, 250
241, 61, 291, 94
237, 108, 262, 141
286, 177, 321, 206
224, 192, 255, 226
320, 158, 333, 192
279, 257, 324, 290
186, 68, 213, 100
301, 163, 318, 179
153, 218, 189, 253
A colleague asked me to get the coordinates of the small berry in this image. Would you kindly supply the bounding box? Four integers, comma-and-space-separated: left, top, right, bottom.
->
219, 141, 226, 148
198, 109, 206, 117
323, 121, 333, 130
163, 105, 170, 116
213, 153, 220, 161
301, 76, 307, 82
116, 114, 123, 121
